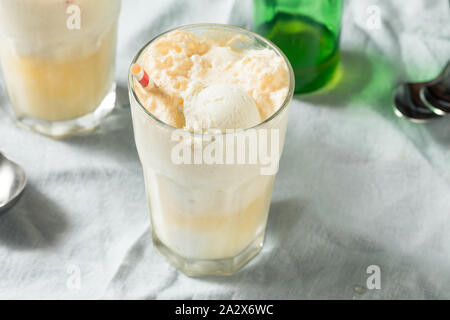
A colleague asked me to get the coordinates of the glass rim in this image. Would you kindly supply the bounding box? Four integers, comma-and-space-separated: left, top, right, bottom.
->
128, 23, 295, 135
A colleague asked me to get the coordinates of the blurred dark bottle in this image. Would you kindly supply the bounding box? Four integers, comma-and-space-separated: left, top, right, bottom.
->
254, 0, 343, 94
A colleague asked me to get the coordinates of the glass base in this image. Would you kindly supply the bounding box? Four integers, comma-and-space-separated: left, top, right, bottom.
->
153, 230, 265, 277
15, 83, 116, 138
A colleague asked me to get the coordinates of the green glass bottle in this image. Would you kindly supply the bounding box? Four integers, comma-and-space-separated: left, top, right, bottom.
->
254, 0, 343, 94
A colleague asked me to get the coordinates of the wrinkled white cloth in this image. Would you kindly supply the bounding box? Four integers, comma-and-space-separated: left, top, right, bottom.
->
0, 0, 449, 299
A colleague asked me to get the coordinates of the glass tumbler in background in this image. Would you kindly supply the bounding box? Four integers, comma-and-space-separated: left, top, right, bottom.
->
129, 24, 294, 276
0, 0, 121, 138
254, 0, 343, 94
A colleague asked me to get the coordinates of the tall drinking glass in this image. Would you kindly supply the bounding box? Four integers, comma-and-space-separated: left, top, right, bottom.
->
254, 0, 343, 93
129, 24, 294, 276
0, 0, 121, 138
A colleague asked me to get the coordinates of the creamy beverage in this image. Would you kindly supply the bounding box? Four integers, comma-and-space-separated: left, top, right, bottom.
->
129, 25, 294, 276
0, 0, 121, 137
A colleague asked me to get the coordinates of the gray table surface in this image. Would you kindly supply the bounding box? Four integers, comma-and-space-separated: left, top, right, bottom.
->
0, 0, 450, 299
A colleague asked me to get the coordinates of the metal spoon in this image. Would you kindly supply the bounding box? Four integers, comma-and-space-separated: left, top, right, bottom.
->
0, 153, 27, 214
393, 82, 442, 122
420, 62, 450, 115
394, 61, 450, 122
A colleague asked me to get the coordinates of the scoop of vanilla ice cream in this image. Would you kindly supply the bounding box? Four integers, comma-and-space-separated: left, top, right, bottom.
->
183, 83, 262, 132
